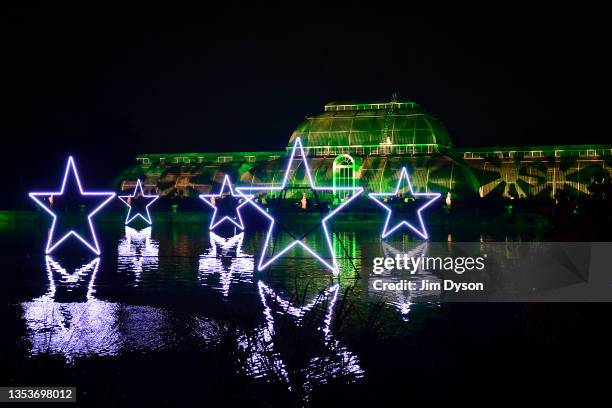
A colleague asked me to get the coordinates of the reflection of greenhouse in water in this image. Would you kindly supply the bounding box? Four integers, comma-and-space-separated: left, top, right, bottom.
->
121, 98, 612, 199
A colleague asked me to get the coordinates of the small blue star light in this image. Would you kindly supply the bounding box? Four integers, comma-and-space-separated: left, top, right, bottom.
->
368, 167, 440, 239
29, 156, 115, 255
199, 175, 252, 230
118, 179, 160, 225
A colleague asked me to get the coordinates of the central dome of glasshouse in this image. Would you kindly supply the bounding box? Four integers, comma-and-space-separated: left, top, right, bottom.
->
289, 100, 452, 149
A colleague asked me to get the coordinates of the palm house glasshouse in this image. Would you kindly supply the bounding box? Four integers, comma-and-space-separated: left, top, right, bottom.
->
120, 99, 612, 201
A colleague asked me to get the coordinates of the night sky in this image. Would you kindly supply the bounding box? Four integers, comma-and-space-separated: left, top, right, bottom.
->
2, 3, 610, 207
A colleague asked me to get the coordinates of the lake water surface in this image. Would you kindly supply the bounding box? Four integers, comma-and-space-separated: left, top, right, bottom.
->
1, 217, 609, 406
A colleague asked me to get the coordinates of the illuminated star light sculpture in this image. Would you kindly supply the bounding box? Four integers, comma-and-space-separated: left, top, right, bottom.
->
368, 167, 440, 239
29, 156, 115, 255
118, 179, 160, 225
237, 137, 363, 275
199, 175, 252, 230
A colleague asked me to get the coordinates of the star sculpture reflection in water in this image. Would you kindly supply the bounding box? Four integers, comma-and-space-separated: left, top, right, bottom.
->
199, 231, 254, 297
368, 167, 440, 239
237, 137, 363, 275
29, 156, 115, 255
44, 255, 100, 301
199, 175, 252, 230
118, 179, 159, 225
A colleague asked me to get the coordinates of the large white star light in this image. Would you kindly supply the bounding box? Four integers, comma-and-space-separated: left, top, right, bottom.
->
368, 167, 440, 239
199, 175, 252, 230
237, 137, 363, 275
118, 179, 159, 225
29, 156, 115, 255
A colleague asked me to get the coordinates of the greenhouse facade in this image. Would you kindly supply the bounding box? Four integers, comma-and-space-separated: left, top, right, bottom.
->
121, 99, 612, 200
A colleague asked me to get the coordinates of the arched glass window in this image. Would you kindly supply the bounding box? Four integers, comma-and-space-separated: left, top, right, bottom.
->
333, 154, 355, 201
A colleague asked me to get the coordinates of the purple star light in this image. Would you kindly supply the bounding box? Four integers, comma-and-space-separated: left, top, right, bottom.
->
199, 175, 252, 230
237, 137, 363, 275
29, 156, 115, 255
118, 179, 160, 225
368, 167, 440, 239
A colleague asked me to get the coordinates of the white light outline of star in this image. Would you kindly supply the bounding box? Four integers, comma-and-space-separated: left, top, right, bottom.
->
237, 137, 363, 275
29, 156, 116, 255
368, 167, 440, 239
118, 179, 160, 225
199, 175, 253, 230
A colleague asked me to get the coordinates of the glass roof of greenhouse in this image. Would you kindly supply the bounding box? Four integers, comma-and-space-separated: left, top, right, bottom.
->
289, 100, 453, 149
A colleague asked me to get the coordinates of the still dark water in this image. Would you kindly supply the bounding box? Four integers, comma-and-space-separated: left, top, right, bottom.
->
1, 216, 610, 406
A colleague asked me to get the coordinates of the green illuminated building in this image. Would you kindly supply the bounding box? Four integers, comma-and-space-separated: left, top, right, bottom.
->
121, 99, 612, 200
